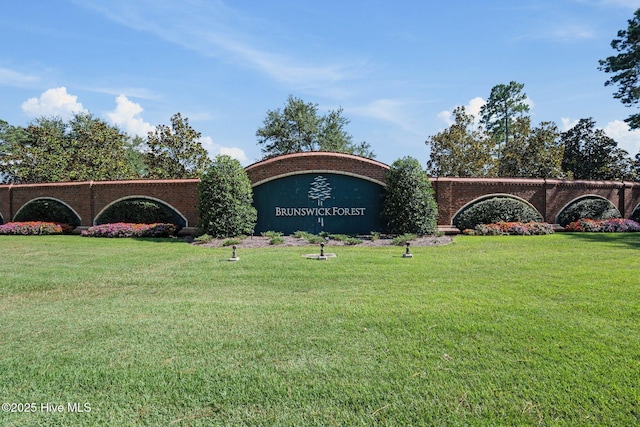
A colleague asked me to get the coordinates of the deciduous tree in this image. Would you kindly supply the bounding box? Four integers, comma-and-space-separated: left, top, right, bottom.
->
0, 113, 138, 183
256, 95, 375, 159
144, 113, 212, 178
561, 118, 636, 181
425, 106, 495, 177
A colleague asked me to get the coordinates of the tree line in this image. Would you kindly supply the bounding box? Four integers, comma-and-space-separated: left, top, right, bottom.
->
0, 96, 373, 184
0, 112, 212, 184
425, 81, 637, 181
3, 7, 640, 184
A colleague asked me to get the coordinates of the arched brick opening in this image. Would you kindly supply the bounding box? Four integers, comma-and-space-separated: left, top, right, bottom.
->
13, 197, 82, 226
554, 194, 621, 225
451, 193, 543, 227
630, 203, 640, 221
94, 196, 188, 227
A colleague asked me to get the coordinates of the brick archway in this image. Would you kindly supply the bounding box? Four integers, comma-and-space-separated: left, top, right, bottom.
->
245, 152, 389, 187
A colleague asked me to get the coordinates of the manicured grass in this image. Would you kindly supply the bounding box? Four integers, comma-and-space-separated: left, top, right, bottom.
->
0, 234, 638, 426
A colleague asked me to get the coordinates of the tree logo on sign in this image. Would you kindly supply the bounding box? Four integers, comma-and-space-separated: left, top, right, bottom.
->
308, 176, 332, 206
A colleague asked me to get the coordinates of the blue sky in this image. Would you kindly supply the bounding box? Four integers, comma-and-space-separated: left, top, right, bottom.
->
2, 0, 640, 166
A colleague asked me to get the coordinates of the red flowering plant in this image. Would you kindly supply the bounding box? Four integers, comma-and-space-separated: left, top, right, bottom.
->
473, 221, 554, 236
564, 218, 640, 232
0, 221, 74, 235
81, 223, 177, 238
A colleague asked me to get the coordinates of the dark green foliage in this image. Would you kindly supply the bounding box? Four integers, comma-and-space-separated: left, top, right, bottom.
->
1, 113, 139, 184
557, 197, 621, 227
14, 199, 80, 226
391, 233, 417, 246
144, 113, 212, 178
95, 199, 185, 227
631, 205, 640, 222
198, 155, 257, 238
599, 9, 640, 129
479, 81, 530, 169
381, 156, 438, 235
256, 95, 375, 159
454, 197, 543, 231
561, 118, 636, 180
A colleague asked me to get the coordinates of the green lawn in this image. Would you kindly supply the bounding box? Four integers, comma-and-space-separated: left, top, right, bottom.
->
0, 234, 638, 426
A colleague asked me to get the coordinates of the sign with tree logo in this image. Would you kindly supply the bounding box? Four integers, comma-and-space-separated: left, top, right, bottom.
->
252, 173, 384, 234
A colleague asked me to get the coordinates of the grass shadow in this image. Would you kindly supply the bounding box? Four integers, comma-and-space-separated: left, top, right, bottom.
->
562, 231, 640, 250
131, 237, 190, 244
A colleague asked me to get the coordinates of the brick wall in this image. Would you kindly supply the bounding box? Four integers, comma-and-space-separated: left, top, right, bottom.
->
0, 180, 200, 227
2, 153, 640, 227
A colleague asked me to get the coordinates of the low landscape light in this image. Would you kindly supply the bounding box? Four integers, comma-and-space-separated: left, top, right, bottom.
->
402, 241, 413, 258
229, 245, 240, 262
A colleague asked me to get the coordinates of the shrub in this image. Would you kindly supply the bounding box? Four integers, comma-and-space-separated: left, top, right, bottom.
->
306, 235, 324, 244
382, 157, 438, 235
261, 230, 283, 238
473, 221, 555, 236
557, 197, 620, 227
198, 155, 257, 238
14, 200, 80, 226
330, 234, 363, 245
0, 221, 73, 235
96, 199, 182, 226
343, 237, 363, 245
392, 233, 417, 246
222, 238, 243, 246
454, 197, 542, 231
269, 236, 284, 245
564, 218, 640, 232
194, 233, 212, 243
81, 223, 176, 238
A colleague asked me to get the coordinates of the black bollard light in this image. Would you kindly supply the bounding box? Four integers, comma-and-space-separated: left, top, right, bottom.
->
318, 242, 328, 260
229, 244, 240, 262
402, 241, 413, 258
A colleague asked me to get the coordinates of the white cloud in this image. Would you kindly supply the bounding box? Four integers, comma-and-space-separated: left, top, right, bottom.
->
200, 136, 249, 165
437, 97, 486, 127
603, 120, 640, 155
21, 87, 86, 119
105, 95, 155, 136
436, 110, 454, 127
560, 117, 580, 131
561, 117, 640, 155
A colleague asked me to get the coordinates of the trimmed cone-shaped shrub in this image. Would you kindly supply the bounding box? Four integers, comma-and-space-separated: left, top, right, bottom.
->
198, 155, 257, 238
381, 156, 438, 235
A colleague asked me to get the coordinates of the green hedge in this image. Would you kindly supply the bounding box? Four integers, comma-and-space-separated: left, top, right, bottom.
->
14, 199, 80, 226
556, 197, 620, 227
96, 199, 184, 227
454, 197, 543, 231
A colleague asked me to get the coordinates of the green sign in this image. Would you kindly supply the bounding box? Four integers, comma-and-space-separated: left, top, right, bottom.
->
253, 173, 384, 235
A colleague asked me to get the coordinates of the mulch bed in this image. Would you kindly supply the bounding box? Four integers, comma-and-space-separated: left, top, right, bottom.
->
190, 235, 453, 248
